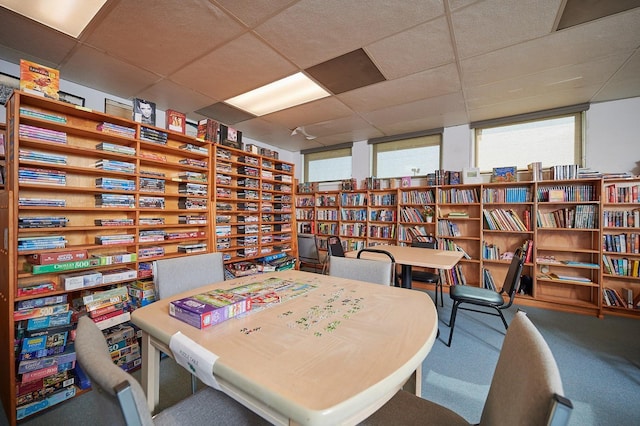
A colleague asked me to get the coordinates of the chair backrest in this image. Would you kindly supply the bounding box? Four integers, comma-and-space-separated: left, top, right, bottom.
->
327, 236, 345, 257
500, 249, 524, 306
75, 316, 153, 426
154, 252, 225, 300
480, 311, 567, 426
297, 233, 320, 263
329, 256, 394, 285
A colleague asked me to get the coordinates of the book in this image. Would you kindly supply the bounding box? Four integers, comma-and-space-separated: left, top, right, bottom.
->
491, 166, 517, 183
132, 98, 156, 125
166, 109, 186, 133
20, 59, 59, 100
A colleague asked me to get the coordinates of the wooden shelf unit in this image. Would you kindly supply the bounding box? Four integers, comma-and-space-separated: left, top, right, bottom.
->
294, 177, 640, 319
0, 92, 296, 424
211, 145, 296, 265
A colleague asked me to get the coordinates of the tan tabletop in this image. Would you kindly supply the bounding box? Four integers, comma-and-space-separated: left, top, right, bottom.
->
131, 269, 437, 425
347, 245, 464, 288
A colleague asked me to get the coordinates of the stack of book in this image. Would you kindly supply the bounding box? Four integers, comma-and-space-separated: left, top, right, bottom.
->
96, 122, 136, 138
139, 127, 168, 144
19, 124, 67, 144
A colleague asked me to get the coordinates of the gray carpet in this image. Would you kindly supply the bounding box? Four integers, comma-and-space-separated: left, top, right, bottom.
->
4, 291, 640, 425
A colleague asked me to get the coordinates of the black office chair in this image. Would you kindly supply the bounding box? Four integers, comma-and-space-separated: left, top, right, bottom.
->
410, 237, 442, 306
446, 248, 524, 347
322, 235, 345, 274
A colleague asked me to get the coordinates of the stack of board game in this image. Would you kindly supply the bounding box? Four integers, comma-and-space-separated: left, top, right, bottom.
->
14, 294, 77, 420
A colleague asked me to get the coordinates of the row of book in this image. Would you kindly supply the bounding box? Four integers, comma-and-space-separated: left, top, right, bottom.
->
602, 287, 639, 309
399, 189, 435, 204
602, 254, 640, 277
18, 216, 68, 229
482, 208, 531, 231
481, 186, 532, 203
602, 209, 640, 228
19, 107, 67, 124
604, 183, 640, 204
19, 167, 66, 186
341, 208, 367, 221
438, 187, 479, 203
536, 205, 597, 229
602, 233, 640, 254
535, 184, 598, 202
19, 149, 67, 165
19, 124, 67, 144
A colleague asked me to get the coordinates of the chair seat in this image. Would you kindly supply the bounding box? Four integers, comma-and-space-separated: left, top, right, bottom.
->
450, 285, 505, 306
411, 271, 440, 283
359, 390, 470, 426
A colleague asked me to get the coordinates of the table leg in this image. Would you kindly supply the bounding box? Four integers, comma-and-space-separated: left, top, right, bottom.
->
402, 366, 422, 396
400, 265, 412, 289
141, 332, 160, 413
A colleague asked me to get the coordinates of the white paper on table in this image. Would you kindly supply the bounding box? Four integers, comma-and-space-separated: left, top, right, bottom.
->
169, 331, 220, 390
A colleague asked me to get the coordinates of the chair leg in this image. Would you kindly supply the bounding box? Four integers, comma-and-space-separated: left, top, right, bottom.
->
437, 278, 443, 307
446, 301, 460, 347
498, 309, 509, 330
191, 375, 197, 394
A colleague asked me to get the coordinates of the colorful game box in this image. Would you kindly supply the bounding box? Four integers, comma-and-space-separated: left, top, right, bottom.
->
169, 291, 251, 329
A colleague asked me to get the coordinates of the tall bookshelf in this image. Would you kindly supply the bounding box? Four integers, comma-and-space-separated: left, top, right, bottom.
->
0, 92, 296, 424
600, 178, 640, 315
211, 145, 296, 267
294, 177, 640, 320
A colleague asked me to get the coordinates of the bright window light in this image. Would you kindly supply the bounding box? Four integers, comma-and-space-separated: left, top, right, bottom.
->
0, 0, 106, 38
225, 72, 330, 116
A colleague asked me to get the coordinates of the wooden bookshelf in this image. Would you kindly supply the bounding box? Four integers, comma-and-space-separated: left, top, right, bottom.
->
295, 177, 640, 320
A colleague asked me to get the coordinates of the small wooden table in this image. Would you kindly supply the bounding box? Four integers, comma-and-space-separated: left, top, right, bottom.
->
347, 245, 464, 288
131, 270, 438, 425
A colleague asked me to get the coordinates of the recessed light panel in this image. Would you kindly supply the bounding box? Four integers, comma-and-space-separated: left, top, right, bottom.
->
0, 0, 106, 37
224, 72, 330, 116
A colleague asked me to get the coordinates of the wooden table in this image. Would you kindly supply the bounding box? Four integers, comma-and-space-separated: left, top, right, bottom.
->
131, 269, 438, 425
347, 245, 464, 288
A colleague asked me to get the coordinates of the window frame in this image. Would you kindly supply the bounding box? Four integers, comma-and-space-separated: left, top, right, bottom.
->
472, 105, 587, 174
303, 145, 353, 183
370, 130, 443, 179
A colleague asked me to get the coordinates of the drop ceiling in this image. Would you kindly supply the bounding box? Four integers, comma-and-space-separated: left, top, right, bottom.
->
0, 0, 639, 153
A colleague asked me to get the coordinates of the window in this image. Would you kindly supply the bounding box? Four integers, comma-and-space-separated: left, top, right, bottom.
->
371, 133, 441, 178
474, 111, 584, 173
304, 146, 352, 182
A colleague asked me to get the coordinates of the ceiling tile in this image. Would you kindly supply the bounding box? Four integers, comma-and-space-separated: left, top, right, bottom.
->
83, 0, 245, 76
171, 33, 297, 100
338, 63, 461, 112
366, 17, 455, 79
254, 0, 445, 68
0, 8, 78, 66
196, 102, 256, 124
460, 7, 640, 88
134, 79, 217, 114
60, 45, 161, 97
260, 97, 354, 129
558, 0, 640, 29
214, 0, 298, 27
305, 49, 385, 94
452, 0, 563, 59
593, 50, 640, 102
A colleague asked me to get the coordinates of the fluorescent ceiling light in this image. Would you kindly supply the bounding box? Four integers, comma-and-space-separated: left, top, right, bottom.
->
0, 0, 106, 38
225, 72, 330, 116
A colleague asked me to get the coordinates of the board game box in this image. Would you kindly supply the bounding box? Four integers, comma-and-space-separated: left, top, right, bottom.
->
169, 291, 251, 329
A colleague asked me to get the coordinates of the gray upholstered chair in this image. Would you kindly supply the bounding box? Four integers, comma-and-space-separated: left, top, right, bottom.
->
329, 252, 395, 286
154, 252, 225, 300
75, 316, 269, 426
297, 233, 324, 272
154, 252, 225, 392
360, 311, 572, 426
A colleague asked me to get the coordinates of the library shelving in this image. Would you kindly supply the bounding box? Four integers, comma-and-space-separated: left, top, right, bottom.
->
0, 122, 5, 191
295, 176, 640, 320
397, 187, 436, 244
367, 189, 397, 246
436, 184, 482, 287
211, 145, 295, 267
339, 190, 367, 252
534, 179, 601, 314
295, 191, 315, 234
480, 182, 535, 295
600, 178, 640, 315
314, 191, 340, 251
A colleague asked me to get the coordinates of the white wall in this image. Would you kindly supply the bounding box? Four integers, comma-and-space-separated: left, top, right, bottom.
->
585, 97, 640, 175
